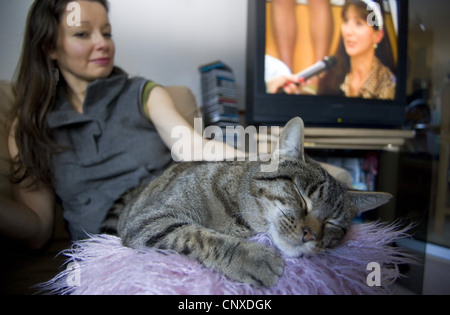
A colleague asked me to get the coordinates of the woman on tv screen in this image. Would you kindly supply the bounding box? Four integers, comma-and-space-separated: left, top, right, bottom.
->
319, 0, 397, 100
265, 0, 397, 100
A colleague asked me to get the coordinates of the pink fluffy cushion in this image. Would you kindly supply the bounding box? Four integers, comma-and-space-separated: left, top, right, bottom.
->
41, 222, 413, 295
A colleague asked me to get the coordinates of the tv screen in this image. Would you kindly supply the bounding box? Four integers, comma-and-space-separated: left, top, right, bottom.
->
246, 0, 409, 128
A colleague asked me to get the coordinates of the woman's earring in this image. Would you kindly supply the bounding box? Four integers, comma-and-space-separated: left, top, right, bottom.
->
53, 66, 60, 84
51, 66, 60, 102
374, 43, 379, 49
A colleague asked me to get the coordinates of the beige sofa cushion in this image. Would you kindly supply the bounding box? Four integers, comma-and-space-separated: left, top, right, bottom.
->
0, 81, 14, 198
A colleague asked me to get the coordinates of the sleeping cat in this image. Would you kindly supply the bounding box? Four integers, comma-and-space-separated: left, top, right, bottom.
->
101, 117, 392, 287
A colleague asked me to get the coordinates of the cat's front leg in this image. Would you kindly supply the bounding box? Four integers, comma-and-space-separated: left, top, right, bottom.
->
153, 224, 285, 288
226, 241, 285, 287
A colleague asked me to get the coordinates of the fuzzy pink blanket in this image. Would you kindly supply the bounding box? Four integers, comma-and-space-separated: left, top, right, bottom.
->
41, 222, 414, 295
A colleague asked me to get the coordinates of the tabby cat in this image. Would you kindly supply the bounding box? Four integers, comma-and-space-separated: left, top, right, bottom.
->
101, 117, 392, 287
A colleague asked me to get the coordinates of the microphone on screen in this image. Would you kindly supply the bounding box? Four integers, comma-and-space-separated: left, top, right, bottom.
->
295, 56, 338, 81
277, 56, 338, 94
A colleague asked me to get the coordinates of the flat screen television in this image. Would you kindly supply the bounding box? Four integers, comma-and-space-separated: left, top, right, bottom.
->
246, 0, 409, 128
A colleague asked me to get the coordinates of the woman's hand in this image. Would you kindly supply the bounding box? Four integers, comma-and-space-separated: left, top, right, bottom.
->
266, 74, 304, 94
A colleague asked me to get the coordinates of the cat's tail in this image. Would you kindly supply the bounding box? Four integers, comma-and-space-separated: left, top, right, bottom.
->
100, 184, 148, 236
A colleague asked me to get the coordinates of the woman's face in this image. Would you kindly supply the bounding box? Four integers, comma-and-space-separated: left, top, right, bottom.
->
341, 5, 383, 58
50, 1, 115, 85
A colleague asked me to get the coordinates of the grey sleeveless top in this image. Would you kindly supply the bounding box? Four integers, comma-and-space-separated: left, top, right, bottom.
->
47, 68, 172, 240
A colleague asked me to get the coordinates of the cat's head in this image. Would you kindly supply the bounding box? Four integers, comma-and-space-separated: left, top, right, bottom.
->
253, 117, 392, 257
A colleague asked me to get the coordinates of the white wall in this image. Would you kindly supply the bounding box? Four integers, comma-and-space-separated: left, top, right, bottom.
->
408, 0, 450, 92
0, 0, 248, 108
0, 0, 33, 81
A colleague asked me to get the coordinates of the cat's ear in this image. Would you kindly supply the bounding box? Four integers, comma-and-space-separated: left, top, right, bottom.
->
277, 117, 305, 162
347, 191, 393, 215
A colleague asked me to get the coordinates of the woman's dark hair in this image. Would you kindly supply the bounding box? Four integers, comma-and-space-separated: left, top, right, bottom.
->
318, 0, 395, 96
11, 0, 109, 187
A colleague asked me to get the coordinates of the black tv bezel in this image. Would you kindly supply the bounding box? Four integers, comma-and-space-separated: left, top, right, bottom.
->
246, 0, 409, 128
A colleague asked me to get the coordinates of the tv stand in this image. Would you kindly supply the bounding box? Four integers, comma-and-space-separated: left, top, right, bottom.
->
302, 127, 415, 152
261, 127, 415, 152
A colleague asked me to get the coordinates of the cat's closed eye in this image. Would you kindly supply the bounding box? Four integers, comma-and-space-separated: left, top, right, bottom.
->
325, 221, 347, 234
323, 222, 347, 245
292, 184, 308, 212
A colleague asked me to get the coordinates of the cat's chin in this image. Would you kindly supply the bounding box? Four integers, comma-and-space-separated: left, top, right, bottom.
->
268, 225, 316, 258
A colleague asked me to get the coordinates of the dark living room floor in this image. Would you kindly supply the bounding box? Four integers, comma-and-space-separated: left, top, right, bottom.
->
0, 207, 71, 295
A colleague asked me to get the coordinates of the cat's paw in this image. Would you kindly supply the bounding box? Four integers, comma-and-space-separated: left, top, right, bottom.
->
231, 243, 285, 288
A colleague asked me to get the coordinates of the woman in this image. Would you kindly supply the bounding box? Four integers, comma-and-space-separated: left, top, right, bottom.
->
319, 0, 396, 100
1, 0, 241, 248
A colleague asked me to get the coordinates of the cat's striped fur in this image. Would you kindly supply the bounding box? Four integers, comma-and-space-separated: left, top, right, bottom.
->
101, 117, 392, 287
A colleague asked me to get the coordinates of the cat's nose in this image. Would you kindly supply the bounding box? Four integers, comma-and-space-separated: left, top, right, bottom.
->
302, 227, 317, 243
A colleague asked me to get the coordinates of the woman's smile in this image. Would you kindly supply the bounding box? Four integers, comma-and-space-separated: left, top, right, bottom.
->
91, 57, 112, 66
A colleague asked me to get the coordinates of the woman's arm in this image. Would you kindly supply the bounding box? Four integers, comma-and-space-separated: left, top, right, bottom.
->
0, 122, 56, 250
146, 86, 246, 162
0, 187, 55, 250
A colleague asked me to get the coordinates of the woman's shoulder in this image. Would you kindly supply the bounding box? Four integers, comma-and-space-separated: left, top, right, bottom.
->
374, 58, 396, 83
373, 58, 396, 100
